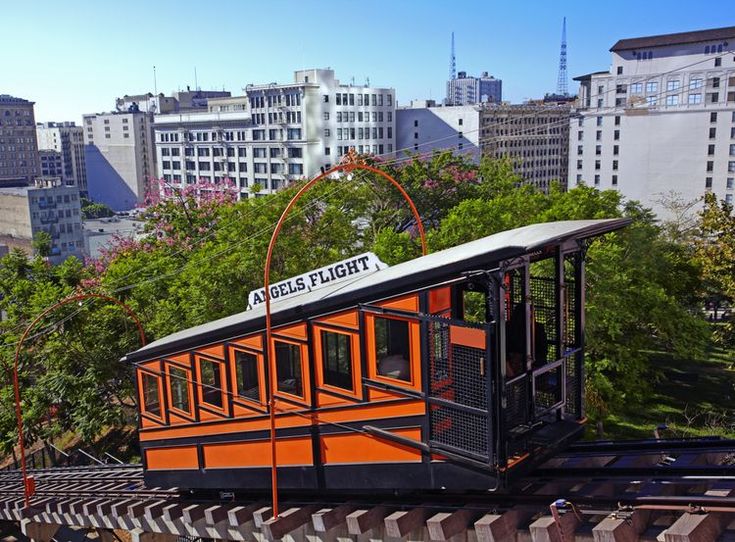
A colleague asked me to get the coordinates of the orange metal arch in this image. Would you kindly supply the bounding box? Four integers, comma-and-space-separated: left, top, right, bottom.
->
263, 159, 427, 517
12, 293, 146, 507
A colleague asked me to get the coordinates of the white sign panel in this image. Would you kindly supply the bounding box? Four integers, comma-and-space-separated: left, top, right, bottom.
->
247, 252, 388, 309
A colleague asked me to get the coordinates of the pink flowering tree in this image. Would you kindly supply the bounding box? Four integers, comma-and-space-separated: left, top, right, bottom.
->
142, 176, 238, 248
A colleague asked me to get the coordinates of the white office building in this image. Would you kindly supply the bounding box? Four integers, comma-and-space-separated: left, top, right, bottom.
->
570, 26, 735, 217
446, 71, 502, 106
396, 100, 481, 161
153, 69, 395, 199
36, 122, 87, 193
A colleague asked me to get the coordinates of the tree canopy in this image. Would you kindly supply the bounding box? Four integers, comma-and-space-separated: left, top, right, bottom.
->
0, 152, 720, 453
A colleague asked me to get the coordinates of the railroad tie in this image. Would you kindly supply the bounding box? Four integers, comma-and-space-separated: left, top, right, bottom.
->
260, 505, 319, 541
345, 506, 392, 535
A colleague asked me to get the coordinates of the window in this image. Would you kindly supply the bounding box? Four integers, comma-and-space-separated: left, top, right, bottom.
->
630, 83, 642, 93
577, 131, 583, 141
711, 112, 718, 123
596, 116, 603, 126
710, 127, 717, 139
142, 373, 161, 417
275, 341, 303, 397
234, 350, 260, 401
726, 194, 733, 205
706, 177, 713, 189
727, 178, 734, 189
689, 94, 702, 104
613, 160, 618, 170
595, 145, 601, 155
612, 175, 618, 186
596, 130, 602, 141
199, 358, 224, 408
711, 77, 720, 89
595, 160, 601, 170
323, 95, 329, 103
615, 116, 621, 126
168, 365, 191, 413
708, 144, 716, 156
715, 57, 722, 67
373, 317, 411, 383
647, 96, 658, 106
613, 144, 619, 155
577, 145, 583, 156
617, 66, 623, 75
667, 80, 680, 91
730, 161, 735, 173
707, 161, 714, 172
594, 174, 600, 185
614, 130, 620, 141
708, 92, 719, 104
666, 95, 679, 106
690, 78, 703, 90
321, 330, 353, 391
646, 81, 658, 93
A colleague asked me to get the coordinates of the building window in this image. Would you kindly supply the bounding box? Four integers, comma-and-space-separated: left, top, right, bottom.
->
613, 144, 619, 155
614, 130, 620, 141
667, 80, 680, 91
711, 112, 718, 123
690, 78, 703, 90
726, 194, 733, 205
321, 330, 353, 391
373, 317, 411, 383
617, 66, 623, 75
577, 145, 583, 156
615, 116, 621, 126
708, 144, 716, 156
612, 160, 618, 170
275, 341, 303, 397
646, 81, 658, 93
729, 161, 735, 173
199, 358, 224, 408
727, 178, 734, 189
594, 174, 600, 185
688, 94, 702, 105
706, 161, 714, 172
711, 77, 720, 89
708, 92, 719, 104
647, 96, 658, 106
596, 130, 602, 141
612, 175, 618, 186
234, 350, 260, 401
705, 177, 713, 189
577, 131, 583, 141
142, 373, 161, 417
595, 160, 601, 170
596, 116, 603, 126
577, 160, 583, 170
715, 57, 722, 67
630, 82, 643, 93
666, 95, 679, 106
595, 145, 601, 155
710, 127, 717, 139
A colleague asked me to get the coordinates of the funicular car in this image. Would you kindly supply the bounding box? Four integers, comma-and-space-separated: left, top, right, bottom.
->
126, 218, 629, 493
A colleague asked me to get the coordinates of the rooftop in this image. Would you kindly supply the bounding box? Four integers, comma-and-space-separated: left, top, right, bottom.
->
611, 25, 735, 52
0, 94, 33, 105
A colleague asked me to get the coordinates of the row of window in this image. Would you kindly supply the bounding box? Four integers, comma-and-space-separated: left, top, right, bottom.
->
337, 127, 391, 140
329, 93, 392, 107
141, 314, 413, 419
334, 144, 390, 156
332, 111, 392, 123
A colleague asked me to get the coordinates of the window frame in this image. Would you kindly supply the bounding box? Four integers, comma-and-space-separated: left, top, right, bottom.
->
270, 337, 310, 404
138, 368, 164, 422
364, 313, 421, 391
164, 360, 194, 419
194, 354, 229, 414
313, 325, 362, 398
228, 346, 268, 409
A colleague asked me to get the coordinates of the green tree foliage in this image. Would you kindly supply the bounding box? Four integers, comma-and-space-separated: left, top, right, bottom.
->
0, 151, 711, 452
80, 197, 115, 220
695, 193, 735, 345
31, 231, 52, 258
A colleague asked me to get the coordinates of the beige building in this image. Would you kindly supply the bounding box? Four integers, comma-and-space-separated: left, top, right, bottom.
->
0, 94, 40, 187
0, 178, 83, 263
36, 121, 87, 193
83, 111, 155, 210
570, 26, 735, 217
481, 103, 571, 192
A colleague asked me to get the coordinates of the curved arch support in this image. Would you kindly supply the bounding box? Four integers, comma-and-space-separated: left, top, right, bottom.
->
13, 293, 146, 507
263, 155, 427, 517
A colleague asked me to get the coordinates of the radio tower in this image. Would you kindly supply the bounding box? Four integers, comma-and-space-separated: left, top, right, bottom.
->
556, 17, 568, 96
450, 31, 457, 80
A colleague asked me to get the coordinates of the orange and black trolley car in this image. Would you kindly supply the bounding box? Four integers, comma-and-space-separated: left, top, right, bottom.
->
126, 219, 629, 493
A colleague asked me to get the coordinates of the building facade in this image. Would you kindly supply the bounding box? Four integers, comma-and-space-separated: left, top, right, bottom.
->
83, 110, 155, 210
481, 104, 571, 191
570, 26, 735, 217
446, 71, 502, 106
396, 100, 481, 161
36, 121, 87, 193
153, 69, 395, 199
0, 95, 40, 187
0, 178, 83, 263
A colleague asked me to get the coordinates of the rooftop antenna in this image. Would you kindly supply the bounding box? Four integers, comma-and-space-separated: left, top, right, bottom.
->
556, 17, 568, 96
450, 31, 457, 80
153, 66, 157, 95
194, 67, 199, 91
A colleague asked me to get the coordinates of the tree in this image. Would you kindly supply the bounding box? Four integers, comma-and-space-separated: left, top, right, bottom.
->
80, 198, 115, 219
32, 231, 52, 258
695, 193, 735, 345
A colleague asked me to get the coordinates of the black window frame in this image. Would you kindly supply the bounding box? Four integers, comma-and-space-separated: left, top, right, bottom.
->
234, 349, 262, 403
167, 364, 191, 414
199, 357, 224, 409
275, 340, 304, 398
373, 316, 412, 383
142, 372, 162, 418
320, 330, 354, 392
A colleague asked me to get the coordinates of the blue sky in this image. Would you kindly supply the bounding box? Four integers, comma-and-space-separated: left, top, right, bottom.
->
2, 0, 733, 122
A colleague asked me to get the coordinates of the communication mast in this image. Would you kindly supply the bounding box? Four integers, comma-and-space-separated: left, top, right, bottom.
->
557, 17, 569, 96
450, 32, 457, 81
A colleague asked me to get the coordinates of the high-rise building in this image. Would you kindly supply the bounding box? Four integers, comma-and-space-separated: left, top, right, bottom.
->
36, 121, 87, 193
446, 72, 502, 106
83, 110, 156, 210
0, 94, 40, 187
0, 177, 83, 263
481, 104, 571, 192
396, 100, 481, 161
153, 69, 395, 199
570, 26, 735, 217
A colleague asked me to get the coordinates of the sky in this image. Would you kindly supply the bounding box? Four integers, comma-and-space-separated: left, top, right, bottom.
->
2, 0, 733, 123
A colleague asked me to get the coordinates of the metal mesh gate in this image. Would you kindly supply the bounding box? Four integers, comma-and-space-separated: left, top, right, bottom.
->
426, 317, 492, 461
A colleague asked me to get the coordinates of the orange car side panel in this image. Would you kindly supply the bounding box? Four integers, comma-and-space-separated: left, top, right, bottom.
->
203, 436, 313, 468
321, 427, 423, 464
313, 309, 359, 329
429, 287, 452, 314
449, 325, 486, 350
231, 334, 263, 351
146, 446, 199, 470
376, 294, 419, 313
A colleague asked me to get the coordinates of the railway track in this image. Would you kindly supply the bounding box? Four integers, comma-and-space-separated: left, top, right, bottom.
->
0, 437, 733, 541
